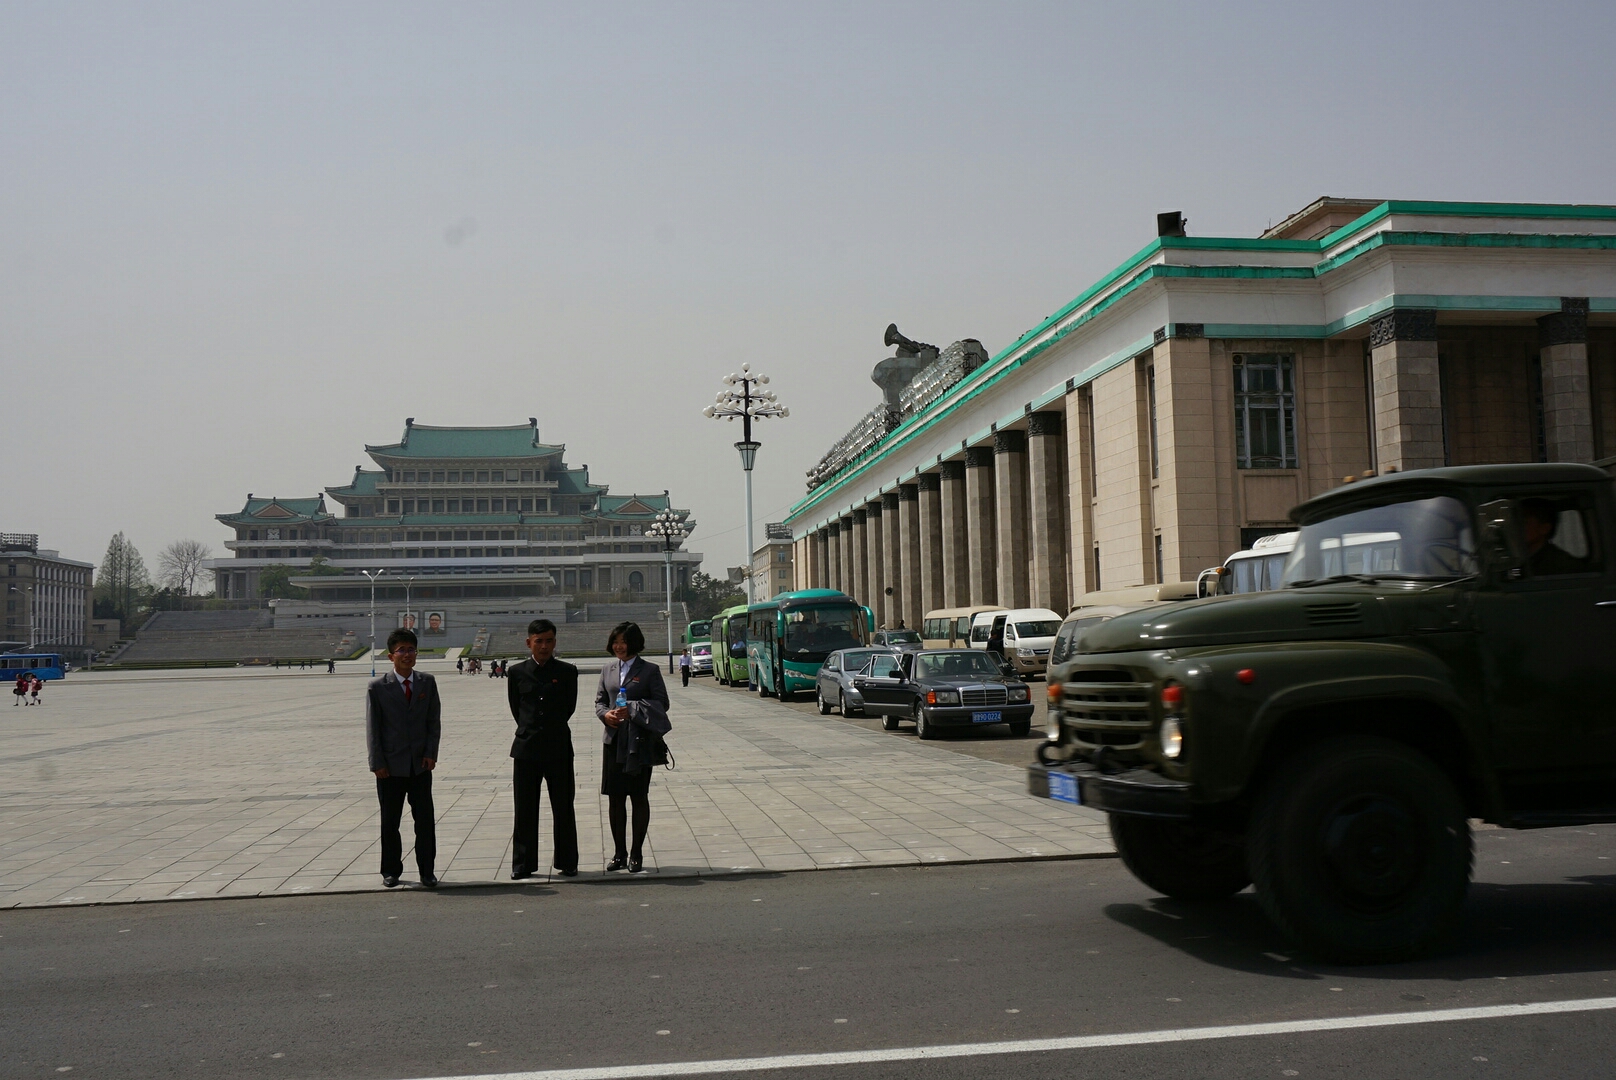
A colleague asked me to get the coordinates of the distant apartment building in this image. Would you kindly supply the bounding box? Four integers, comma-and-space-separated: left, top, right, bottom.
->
752, 523, 796, 598
2, 533, 94, 662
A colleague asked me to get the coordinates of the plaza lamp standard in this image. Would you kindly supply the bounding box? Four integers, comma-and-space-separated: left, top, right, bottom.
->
646, 506, 691, 673
361, 568, 386, 677
702, 363, 788, 604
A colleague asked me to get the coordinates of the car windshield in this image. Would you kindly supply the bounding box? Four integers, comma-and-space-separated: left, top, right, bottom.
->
916, 651, 1003, 679
883, 630, 921, 644
837, 649, 884, 672
783, 606, 864, 658
1014, 620, 1060, 637
692, 644, 710, 656
1283, 495, 1478, 586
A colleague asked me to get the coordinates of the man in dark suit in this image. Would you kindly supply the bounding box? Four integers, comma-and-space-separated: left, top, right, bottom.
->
506, 618, 580, 879
365, 628, 441, 888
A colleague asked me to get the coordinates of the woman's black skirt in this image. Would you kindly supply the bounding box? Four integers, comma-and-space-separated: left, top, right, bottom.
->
601, 743, 653, 797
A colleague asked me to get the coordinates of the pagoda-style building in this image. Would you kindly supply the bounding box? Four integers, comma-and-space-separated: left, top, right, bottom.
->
206, 420, 699, 643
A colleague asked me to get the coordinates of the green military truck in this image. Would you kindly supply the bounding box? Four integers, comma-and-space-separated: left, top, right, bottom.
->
1030, 463, 1616, 963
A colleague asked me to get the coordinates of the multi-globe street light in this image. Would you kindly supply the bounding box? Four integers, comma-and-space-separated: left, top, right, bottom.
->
361, 568, 386, 676
702, 363, 788, 603
646, 507, 691, 674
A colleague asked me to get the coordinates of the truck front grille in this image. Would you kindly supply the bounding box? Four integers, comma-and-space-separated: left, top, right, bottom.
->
961, 686, 1009, 707
1061, 669, 1152, 750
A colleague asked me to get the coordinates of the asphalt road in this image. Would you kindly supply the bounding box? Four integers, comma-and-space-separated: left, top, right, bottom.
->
4, 823, 1615, 1079
699, 674, 1052, 769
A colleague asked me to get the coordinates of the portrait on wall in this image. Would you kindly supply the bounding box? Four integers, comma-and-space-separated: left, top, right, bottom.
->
424, 611, 446, 634
397, 611, 417, 631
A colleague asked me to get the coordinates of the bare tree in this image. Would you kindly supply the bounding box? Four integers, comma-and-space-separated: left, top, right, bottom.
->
157, 539, 212, 596
96, 532, 153, 622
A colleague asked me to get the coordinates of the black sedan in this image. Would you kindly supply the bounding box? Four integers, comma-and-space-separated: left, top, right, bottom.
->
852, 649, 1034, 739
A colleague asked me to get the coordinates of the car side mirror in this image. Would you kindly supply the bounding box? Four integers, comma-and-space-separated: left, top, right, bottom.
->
1478, 499, 1526, 579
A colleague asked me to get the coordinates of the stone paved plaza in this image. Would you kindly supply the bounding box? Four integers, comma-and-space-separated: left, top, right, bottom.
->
0, 662, 1113, 907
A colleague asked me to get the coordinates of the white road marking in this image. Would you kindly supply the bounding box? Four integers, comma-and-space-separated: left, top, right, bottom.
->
398, 996, 1616, 1080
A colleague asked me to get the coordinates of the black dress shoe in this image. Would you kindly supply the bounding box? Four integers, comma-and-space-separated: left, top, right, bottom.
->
605, 856, 628, 872
555, 868, 578, 878
628, 858, 645, 874
420, 873, 438, 888
382, 874, 400, 888
510, 869, 533, 881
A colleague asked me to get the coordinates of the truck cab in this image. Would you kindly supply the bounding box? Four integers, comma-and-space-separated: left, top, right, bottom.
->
1030, 463, 1616, 963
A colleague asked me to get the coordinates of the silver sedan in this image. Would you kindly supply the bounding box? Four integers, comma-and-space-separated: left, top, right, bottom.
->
815, 647, 897, 717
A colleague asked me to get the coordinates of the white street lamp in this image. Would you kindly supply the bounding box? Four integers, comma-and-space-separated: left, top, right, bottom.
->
702, 363, 788, 603
361, 568, 386, 676
403, 575, 419, 635
646, 507, 691, 674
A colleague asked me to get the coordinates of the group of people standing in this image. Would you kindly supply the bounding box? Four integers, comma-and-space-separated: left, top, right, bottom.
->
364, 618, 671, 888
12, 673, 43, 705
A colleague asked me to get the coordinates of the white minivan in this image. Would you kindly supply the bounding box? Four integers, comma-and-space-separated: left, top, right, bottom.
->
967, 607, 1064, 677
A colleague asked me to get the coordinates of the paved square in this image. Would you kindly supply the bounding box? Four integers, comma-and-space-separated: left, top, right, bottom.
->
0, 663, 1111, 907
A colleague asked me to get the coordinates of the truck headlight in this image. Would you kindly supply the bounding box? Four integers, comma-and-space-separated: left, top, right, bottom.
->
1160, 715, 1183, 760
1008, 686, 1029, 702
1017, 647, 1035, 657
1045, 715, 1061, 740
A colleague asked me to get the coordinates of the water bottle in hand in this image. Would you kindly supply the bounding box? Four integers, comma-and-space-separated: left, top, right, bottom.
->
615, 685, 628, 711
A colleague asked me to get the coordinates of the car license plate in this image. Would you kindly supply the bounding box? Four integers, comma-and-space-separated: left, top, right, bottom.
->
1048, 771, 1081, 805
971, 710, 1002, 723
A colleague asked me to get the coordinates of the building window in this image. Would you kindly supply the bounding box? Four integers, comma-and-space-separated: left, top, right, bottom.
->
403, 471, 415, 483
535, 499, 548, 512
432, 471, 444, 483
1093, 546, 1101, 591
387, 500, 401, 514
521, 498, 533, 512
1084, 389, 1098, 495
1147, 365, 1159, 480
492, 470, 505, 482
477, 499, 490, 513
629, 571, 644, 592
446, 499, 459, 513
403, 500, 415, 514
1233, 354, 1298, 469
477, 471, 490, 483
613, 526, 622, 537
430, 499, 442, 513
521, 470, 534, 482
448, 471, 460, 482
492, 499, 504, 513
1154, 534, 1163, 584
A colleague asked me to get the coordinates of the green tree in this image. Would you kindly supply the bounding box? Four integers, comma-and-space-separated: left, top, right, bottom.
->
96, 532, 153, 623
306, 553, 344, 576
678, 571, 746, 623
257, 564, 307, 599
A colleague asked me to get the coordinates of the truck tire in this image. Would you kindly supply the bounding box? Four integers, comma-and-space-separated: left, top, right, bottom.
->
1109, 814, 1250, 900
1247, 735, 1472, 965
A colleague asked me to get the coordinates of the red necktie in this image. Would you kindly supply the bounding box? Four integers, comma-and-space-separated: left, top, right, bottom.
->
403, 678, 412, 703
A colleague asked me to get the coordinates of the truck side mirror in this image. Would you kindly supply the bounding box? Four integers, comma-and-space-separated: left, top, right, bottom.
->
1478, 499, 1526, 578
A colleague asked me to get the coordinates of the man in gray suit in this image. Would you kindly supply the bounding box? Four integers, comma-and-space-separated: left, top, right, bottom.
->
366, 628, 441, 888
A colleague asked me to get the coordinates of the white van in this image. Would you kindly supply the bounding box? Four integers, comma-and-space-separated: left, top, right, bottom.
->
967, 607, 1064, 676
1197, 532, 1298, 597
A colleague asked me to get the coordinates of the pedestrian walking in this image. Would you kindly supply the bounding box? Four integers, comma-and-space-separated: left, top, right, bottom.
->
327, 658, 336, 674
456, 655, 465, 675
365, 628, 441, 889
13, 673, 26, 705
595, 622, 670, 874
506, 619, 580, 879
29, 675, 42, 705
679, 648, 692, 687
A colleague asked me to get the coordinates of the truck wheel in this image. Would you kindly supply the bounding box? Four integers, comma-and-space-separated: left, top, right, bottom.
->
1247, 735, 1472, 965
1109, 814, 1250, 900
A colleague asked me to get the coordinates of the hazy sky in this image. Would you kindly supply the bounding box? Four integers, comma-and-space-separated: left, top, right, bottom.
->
5, 1, 1614, 580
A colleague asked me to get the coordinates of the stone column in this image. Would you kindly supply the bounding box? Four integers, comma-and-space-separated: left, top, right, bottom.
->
897, 484, 921, 630
994, 430, 1031, 608
939, 461, 969, 607
1369, 309, 1445, 472
881, 492, 903, 627
811, 529, 828, 589
840, 516, 857, 595
865, 501, 885, 627
1026, 411, 1069, 612
917, 473, 944, 622
1151, 333, 1224, 584
850, 509, 869, 608
1539, 298, 1594, 462
826, 523, 842, 593
965, 446, 997, 605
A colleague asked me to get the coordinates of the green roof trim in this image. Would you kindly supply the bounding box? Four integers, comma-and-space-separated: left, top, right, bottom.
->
366, 421, 565, 461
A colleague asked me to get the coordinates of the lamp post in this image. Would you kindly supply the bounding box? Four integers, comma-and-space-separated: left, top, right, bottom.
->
361, 568, 386, 676
703, 363, 788, 604
403, 575, 418, 634
646, 508, 690, 674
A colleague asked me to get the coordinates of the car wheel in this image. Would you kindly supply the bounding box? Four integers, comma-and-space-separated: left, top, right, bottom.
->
816, 686, 831, 715
842, 691, 862, 717
1109, 813, 1250, 901
1247, 735, 1472, 965
914, 701, 935, 740
1008, 721, 1031, 737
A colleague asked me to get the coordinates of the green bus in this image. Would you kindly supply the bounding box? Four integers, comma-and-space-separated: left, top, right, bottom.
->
682, 619, 712, 646
747, 589, 868, 701
710, 603, 751, 686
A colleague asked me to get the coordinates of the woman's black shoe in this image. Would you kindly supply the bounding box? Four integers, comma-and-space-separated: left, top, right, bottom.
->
628, 858, 645, 874
606, 856, 628, 872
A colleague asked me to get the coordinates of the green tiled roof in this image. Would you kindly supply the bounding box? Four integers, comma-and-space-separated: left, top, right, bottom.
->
598, 493, 672, 514
554, 468, 605, 495
217, 497, 332, 525
326, 469, 385, 498
366, 421, 564, 461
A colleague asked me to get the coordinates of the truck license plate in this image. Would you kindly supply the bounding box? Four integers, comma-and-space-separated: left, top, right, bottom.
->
1048, 772, 1081, 805
972, 710, 1002, 723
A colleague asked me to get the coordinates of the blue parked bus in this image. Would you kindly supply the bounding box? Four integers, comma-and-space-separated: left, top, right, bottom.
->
2, 653, 67, 680
747, 590, 868, 701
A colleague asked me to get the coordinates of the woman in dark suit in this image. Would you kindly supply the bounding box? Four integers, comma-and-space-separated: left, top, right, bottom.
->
595, 621, 669, 873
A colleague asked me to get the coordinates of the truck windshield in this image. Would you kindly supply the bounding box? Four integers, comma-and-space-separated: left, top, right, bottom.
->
1283, 495, 1478, 586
